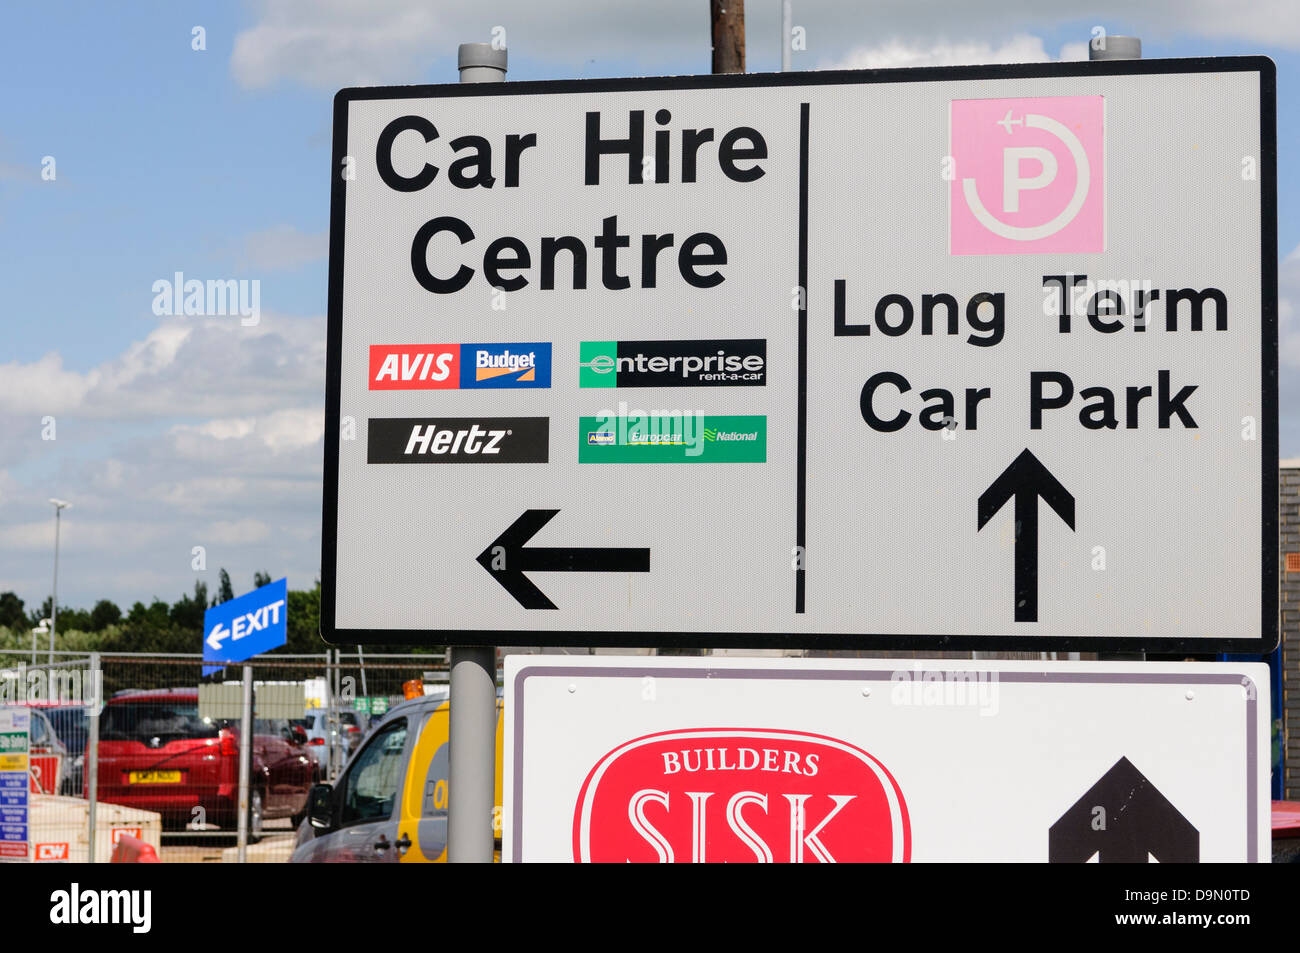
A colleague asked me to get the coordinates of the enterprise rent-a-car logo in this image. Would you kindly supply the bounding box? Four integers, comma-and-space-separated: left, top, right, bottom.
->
580, 339, 765, 387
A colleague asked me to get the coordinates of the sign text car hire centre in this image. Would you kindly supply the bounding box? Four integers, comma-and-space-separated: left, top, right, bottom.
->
323, 58, 1277, 652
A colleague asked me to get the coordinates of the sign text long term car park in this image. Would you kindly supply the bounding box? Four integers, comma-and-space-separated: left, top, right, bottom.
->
323, 58, 1277, 652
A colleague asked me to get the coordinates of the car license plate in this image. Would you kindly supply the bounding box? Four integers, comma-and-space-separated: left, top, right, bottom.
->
127, 770, 181, 784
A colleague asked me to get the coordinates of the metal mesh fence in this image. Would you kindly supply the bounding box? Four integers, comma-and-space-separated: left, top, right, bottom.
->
0, 649, 447, 864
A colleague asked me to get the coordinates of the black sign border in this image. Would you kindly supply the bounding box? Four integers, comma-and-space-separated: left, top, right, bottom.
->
323, 56, 1278, 653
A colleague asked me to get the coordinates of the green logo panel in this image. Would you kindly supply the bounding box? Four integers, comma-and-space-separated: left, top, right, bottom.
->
579, 415, 766, 463
579, 341, 617, 388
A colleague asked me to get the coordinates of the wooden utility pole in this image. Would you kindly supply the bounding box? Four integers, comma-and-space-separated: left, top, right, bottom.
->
710, 0, 745, 73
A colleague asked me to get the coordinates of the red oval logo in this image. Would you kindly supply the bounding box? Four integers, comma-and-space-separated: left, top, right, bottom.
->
572, 728, 910, 863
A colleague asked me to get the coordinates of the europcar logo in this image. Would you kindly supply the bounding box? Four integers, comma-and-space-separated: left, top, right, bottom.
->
369, 343, 550, 389
578, 407, 765, 463
572, 729, 911, 863
950, 95, 1104, 255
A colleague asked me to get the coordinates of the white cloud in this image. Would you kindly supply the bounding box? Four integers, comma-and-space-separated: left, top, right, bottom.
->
171, 408, 325, 455
0, 314, 325, 420
231, 0, 444, 89
204, 518, 272, 546
0, 352, 99, 415
822, 34, 1062, 70
0, 518, 169, 554
241, 225, 328, 272
0, 311, 326, 608
229, 1, 1300, 90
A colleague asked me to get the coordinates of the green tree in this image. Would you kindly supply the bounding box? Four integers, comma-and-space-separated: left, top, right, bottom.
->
29, 596, 52, 628
127, 598, 172, 630
29, 597, 90, 633
119, 598, 190, 654
54, 607, 92, 632
213, 569, 235, 605
253, 571, 271, 590
89, 599, 122, 631
169, 581, 209, 632
283, 580, 322, 653
0, 592, 25, 630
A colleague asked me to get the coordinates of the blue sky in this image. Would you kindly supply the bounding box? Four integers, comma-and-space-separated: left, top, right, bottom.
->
0, 0, 1296, 614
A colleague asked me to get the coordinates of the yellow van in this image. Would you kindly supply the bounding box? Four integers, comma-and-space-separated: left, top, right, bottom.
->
289, 692, 503, 862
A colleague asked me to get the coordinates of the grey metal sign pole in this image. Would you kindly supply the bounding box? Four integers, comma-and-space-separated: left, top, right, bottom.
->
236, 664, 253, 862
447, 40, 506, 864
85, 652, 100, 861
781, 1, 792, 72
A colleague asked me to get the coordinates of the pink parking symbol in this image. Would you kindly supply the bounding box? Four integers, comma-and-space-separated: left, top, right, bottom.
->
949, 95, 1104, 255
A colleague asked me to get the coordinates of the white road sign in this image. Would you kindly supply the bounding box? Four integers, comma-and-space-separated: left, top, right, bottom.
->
323, 59, 1277, 651
503, 656, 1271, 863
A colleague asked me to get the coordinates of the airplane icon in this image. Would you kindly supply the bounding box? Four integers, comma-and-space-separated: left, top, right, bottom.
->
996, 109, 1024, 134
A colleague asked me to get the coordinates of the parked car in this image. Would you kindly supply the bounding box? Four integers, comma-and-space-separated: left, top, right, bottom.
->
45, 706, 88, 796
291, 709, 369, 780
290, 691, 501, 863
95, 688, 318, 837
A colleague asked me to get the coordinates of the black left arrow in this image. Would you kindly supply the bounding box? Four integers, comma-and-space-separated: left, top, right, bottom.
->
476, 509, 651, 610
977, 448, 1075, 623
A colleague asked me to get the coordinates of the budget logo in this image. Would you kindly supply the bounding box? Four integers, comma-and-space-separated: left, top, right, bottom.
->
369, 343, 550, 389
950, 95, 1104, 255
578, 408, 765, 463
461, 343, 551, 389
572, 729, 911, 863
368, 417, 549, 464
580, 339, 765, 388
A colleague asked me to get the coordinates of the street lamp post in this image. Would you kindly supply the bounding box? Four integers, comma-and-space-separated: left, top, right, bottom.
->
32, 619, 48, 665
48, 498, 70, 665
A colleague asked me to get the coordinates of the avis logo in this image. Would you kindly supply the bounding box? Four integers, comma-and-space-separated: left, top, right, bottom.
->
572, 729, 910, 863
950, 95, 1104, 255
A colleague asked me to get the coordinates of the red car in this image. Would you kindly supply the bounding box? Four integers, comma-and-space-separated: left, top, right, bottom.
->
95, 688, 317, 836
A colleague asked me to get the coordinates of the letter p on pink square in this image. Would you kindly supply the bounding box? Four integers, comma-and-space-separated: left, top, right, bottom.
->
949, 95, 1104, 255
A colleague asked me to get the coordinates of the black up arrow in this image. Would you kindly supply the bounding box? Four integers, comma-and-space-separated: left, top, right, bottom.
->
977, 449, 1074, 623
1049, 757, 1199, 863
476, 509, 650, 610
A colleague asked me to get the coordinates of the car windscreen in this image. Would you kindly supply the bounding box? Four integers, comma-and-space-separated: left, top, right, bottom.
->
46, 708, 88, 753
100, 701, 228, 742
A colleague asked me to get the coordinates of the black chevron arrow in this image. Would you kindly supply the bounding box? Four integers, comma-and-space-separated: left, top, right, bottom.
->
977, 449, 1075, 623
476, 509, 650, 610
1049, 757, 1199, 863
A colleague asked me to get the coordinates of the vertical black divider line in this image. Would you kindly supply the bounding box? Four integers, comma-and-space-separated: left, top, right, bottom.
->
796, 102, 809, 614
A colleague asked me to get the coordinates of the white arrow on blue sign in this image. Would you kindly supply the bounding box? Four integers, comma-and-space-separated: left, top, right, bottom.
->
203, 578, 288, 669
